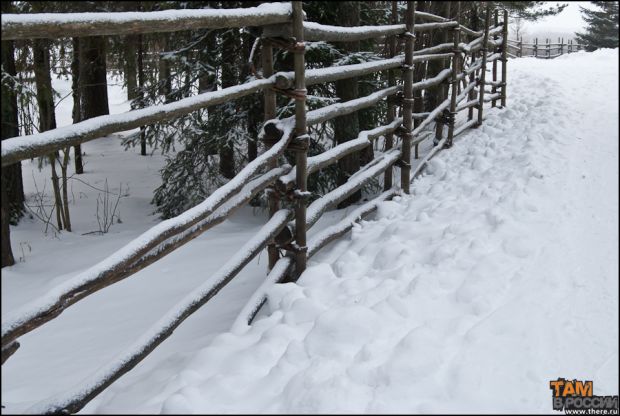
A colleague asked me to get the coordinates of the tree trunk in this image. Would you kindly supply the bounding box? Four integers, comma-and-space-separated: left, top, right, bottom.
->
80, 36, 110, 120
137, 33, 147, 156
71, 37, 84, 173
49, 152, 65, 230
428, 2, 451, 144
199, 30, 218, 157
219, 25, 239, 179
158, 34, 172, 102
334, 1, 361, 209
1, 2, 25, 233
242, 23, 259, 162
78, 35, 109, 170
124, 35, 139, 101
60, 149, 72, 231
1, 12, 19, 266
34, 38, 67, 231
413, 1, 430, 130
1, 181, 15, 267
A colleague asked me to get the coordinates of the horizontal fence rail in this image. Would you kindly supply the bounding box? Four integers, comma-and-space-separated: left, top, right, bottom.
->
1, 1, 511, 413
0, 3, 293, 39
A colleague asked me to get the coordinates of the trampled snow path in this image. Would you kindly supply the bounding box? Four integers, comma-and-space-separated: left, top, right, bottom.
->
1, 50, 617, 414
88, 50, 618, 413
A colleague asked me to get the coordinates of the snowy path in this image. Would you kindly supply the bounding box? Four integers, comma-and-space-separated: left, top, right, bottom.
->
87, 50, 617, 413
1, 50, 617, 414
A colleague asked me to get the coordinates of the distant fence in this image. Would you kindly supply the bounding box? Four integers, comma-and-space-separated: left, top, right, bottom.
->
507, 37, 583, 59
1, 2, 508, 413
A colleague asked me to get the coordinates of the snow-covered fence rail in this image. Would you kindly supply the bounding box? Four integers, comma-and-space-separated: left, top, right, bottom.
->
1, 2, 510, 413
0, 3, 292, 40
506, 37, 583, 59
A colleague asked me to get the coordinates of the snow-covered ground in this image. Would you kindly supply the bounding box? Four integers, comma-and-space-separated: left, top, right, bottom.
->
1, 49, 618, 413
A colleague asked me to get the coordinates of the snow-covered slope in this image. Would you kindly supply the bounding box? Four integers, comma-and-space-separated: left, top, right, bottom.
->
1, 49, 618, 414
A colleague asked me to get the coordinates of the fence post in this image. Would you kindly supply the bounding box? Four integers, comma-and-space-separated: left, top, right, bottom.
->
518, 36, 522, 57
468, 5, 479, 122
434, 2, 452, 145
546, 38, 550, 59
477, 3, 492, 126
261, 39, 280, 270
445, 1, 461, 148
384, 0, 397, 192
400, 0, 415, 194
500, 9, 508, 107
534, 37, 538, 58
291, 0, 308, 277
491, 9, 498, 108
560, 37, 564, 55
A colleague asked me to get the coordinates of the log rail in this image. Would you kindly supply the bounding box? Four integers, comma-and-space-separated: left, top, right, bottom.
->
0, 2, 510, 413
506, 37, 583, 59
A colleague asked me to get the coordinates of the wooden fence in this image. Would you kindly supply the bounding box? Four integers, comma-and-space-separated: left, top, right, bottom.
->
507, 36, 583, 59
0, 2, 508, 413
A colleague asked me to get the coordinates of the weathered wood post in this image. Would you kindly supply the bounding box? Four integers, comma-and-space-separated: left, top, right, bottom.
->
546, 38, 550, 59
445, 1, 461, 148
560, 37, 564, 55
491, 9, 498, 107
468, 4, 479, 122
384, 0, 397, 192
400, 0, 415, 194
534, 37, 538, 58
500, 9, 508, 107
262, 38, 280, 270
518, 36, 523, 57
292, 0, 308, 277
467, 49, 477, 121
477, 3, 492, 127
434, 2, 451, 146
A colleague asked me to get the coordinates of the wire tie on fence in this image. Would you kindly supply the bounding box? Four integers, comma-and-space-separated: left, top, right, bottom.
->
396, 130, 413, 140
291, 41, 306, 53
293, 190, 312, 201
449, 110, 457, 125
395, 159, 411, 169
395, 125, 408, 135
293, 88, 307, 100
273, 87, 307, 100
283, 242, 308, 254
293, 133, 310, 147
436, 108, 456, 126
400, 64, 414, 72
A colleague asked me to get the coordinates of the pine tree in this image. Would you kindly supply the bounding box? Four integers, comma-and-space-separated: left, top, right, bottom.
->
576, 2, 619, 51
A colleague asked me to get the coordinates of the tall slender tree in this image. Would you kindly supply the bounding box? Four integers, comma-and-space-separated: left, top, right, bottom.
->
78, 34, 110, 173
71, 37, 84, 171
334, 1, 362, 208
1, 1, 25, 231
1, 3, 21, 266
